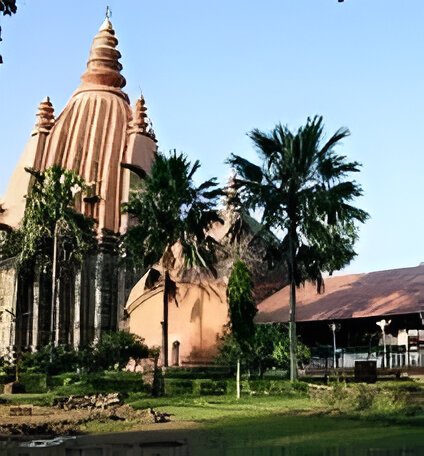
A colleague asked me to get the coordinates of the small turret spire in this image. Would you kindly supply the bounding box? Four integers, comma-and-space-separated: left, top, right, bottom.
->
80, 16, 126, 89
32, 97, 55, 135
128, 95, 158, 143
128, 95, 148, 135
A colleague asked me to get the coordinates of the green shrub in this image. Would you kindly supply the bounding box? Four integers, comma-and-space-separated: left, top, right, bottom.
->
84, 371, 145, 393
165, 379, 194, 396
165, 367, 232, 380
19, 373, 47, 393
48, 372, 80, 388
197, 380, 227, 396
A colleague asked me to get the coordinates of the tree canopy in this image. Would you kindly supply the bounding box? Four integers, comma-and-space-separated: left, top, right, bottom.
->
0, 0, 16, 15
228, 115, 369, 380
227, 259, 257, 351
122, 150, 222, 274
0, 166, 95, 271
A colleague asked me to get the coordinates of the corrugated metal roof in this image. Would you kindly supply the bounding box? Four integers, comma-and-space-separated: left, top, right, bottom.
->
256, 265, 424, 323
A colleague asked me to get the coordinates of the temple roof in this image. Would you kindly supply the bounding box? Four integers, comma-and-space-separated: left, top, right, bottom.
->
0, 18, 157, 235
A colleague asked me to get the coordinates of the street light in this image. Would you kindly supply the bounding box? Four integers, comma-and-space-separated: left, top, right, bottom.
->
329, 322, 341, 368
376, 319, 391, 368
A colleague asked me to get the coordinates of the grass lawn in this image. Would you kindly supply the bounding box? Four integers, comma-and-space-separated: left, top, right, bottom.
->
122, 394, 424, 455
2, 380, 424, 454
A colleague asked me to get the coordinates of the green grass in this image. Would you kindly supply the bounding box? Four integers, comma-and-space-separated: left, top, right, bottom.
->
2, 379, 424, 454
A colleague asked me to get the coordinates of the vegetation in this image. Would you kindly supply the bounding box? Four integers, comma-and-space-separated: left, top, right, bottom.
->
228, 116, 369, 381
10, 331, 149, 375
217, 323, 310, 377
226, 259, 257, 398
0, 166, 95, 270
122, 151, 222, 366
0, 0, 16, 15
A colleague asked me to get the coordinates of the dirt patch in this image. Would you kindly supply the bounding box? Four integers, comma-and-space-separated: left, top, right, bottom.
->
0, 403, 155, 436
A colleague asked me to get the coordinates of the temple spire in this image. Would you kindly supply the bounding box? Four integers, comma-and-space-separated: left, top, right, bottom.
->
128, 95, 158, 143
129, 95, 148, 135
32, 97, 55, 135
80, 16, 126, 89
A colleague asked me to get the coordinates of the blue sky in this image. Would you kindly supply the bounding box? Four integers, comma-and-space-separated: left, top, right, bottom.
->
1, 0, 423, 275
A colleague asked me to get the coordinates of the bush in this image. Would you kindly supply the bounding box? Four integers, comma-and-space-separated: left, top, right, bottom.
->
51, 371, 146, 396
196, 380, 227, 396
19, 373, 47, 394
47, 372, 80, 388
165, 367, 232, 380
85, 331, 149, 372
165, 379, 194, 396
87, 371, 145, 393
20, 345, 80, 375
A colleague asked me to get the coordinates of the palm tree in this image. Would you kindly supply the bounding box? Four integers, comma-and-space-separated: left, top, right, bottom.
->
228, 115, 369, 381
122, 151, 222, 367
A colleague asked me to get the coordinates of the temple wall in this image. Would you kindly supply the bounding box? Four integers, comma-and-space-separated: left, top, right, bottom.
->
128, 282, 228, 365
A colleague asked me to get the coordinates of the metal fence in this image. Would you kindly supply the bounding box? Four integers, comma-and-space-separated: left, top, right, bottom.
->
307, 346, 424, 370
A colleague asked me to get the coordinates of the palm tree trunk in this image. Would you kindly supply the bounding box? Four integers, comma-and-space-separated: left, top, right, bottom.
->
288, 226, 298, 382
162, 270, 170, 367
236, 357, 241, 399
289, 278, 297, 381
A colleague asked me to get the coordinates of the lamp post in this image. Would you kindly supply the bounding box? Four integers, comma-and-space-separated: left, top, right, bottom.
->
376, 319, 391, 368
329, 322, 341, 369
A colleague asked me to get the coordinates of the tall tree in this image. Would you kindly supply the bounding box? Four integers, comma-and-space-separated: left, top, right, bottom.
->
0, 0, 17, 63
227, 259, 257, 398
228, 115, 369, 381
122, 151, 222, 367
15, 165, 95, 271
0, 0, 16, 15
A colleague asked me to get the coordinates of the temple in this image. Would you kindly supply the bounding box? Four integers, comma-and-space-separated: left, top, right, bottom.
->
0, 18, 157, 353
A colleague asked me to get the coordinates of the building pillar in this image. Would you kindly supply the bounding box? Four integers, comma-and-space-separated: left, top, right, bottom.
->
93, 251, 104, 343
73, 269, 81, 348
117, 266, 126, 329
31, 266, 40, 351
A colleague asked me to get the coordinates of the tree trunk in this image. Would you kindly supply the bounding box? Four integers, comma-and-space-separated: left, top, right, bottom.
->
51, 221, 59, 350
289, 279, 297, 381
162, 270, 170, 367
288, 226, 298, 382
236, 358, 241, 399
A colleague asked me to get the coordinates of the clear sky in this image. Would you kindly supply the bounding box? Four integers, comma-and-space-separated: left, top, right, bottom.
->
1, 0, 423, 275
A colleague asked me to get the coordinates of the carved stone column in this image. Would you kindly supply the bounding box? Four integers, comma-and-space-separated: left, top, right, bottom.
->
93, 251, 104, 343
73, 269, 81, 348
31, 266, 40, 351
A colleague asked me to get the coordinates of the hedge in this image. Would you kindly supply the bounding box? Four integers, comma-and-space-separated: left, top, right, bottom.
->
19, 373, 48, 393
165, 378, 307, 397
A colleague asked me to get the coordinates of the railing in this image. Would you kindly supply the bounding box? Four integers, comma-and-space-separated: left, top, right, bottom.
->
307, 346, 424, 370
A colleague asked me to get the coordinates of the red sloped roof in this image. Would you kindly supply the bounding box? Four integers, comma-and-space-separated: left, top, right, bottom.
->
256, 265, 424, 323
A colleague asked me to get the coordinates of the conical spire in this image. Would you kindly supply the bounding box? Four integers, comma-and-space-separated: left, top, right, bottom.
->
80, 18, 126, 89
128, 95, 158, 142
128, 95, 148, 134
32, 97, 55, 135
